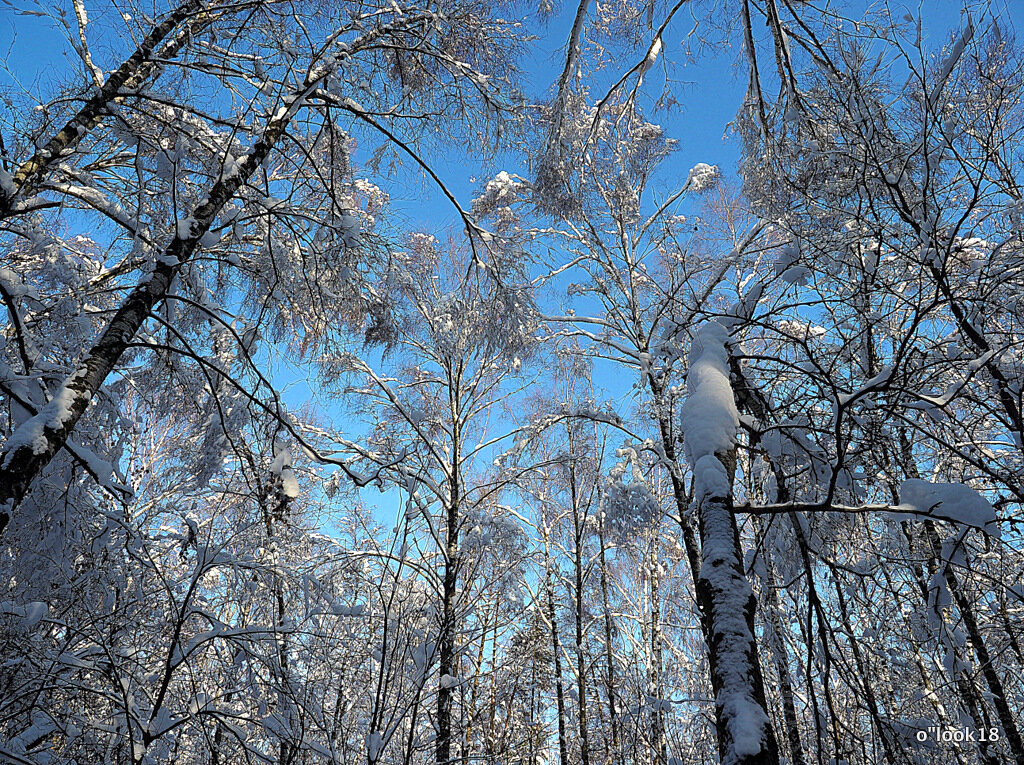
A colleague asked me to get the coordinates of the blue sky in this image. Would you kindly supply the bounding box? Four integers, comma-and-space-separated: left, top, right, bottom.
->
0, 1, 993, 195
0, 0, 991, 526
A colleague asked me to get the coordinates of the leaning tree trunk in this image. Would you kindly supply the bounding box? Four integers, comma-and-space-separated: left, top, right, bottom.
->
0, 96, 288, 528
0, 17, 419, 532
681, 321, 779, 765
0, 0, 219, 218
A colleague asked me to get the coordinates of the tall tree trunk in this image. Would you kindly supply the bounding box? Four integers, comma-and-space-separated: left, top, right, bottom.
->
598, 519, 621, 765
828, 574, 898, 763
683, 322, 779, 765
922, 522, 1024, 765
261, 481, 297, 765
897, 536, 996, 765
546, 567, 570, 765
648, 539, 667, 765
694, 482, 779, 765
898, 431, 1023, 764
437, 487, 460, 765
760, 545, 806, 765
568, 448, 592, 765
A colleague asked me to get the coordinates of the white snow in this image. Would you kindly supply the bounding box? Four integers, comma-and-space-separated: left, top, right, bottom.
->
331, 602, 365, 617
774, 241, 806, 283
722, 694, 772, 758
0, 372, 89, 469
837, 365, 892, 406
687, 162, 720, 192
339, 212, 361, 247
200, 230, 221, 248
777, 319, 826, 340
681, 321, 739, 464
176, 217, 195, 239
692, 454, 731, 502
0, 601, 48, 628
270, 442, 300, 498
927, 22, 974, 109
895, 479, 1000, 537
0, 166, 16, 197
603, 468, 662, 533
640, 36, 663, 75
0, 267, 39, 302
439, 673, 460, 688
366, 731, 384, 762
682, 320, 773, 762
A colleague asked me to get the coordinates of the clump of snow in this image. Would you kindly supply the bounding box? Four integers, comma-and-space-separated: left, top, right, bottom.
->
0, 267, 36, 299
682, 321, 775, 760
200, 230, 221, 248
0, 417, 48, 467
1007, 198, 1024, 233
1, 372, 89, 468
338, 212, 361, 248
270, 441, 300, 499
927, 21, 974, 109
640, 36, 663, 75
0, 166, 16, 197
471, 171, 524, 229
722, 694, 773, 758
439, 673, 460, 688
331, 602, 365, 617
896, 479, 1000, 537
602, 463, 662, 534
692, 454, 731, 502
176, 216, 195, 239
837, 365, 892, 406
366, 731, 384, 762
723, 278, 765, 329
681, 320, 739, 465
0, 601, 49, 629
774, 241, 810, 285
776, 319, 826, 340
687, 162, 720, 192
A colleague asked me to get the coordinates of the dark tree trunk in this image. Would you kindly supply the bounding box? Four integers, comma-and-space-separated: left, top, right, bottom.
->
437, 493, 459, 765
0, 0, 213, 217
694, 475, 780, 765
761, 547, 806, 765
546, 570, 570, 765
598, 520, 621, 765
0, 21, 378, 529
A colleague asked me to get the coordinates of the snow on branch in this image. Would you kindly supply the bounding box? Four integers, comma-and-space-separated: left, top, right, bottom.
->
734, 483, 1002, 537
681, 320, 777, 763
927, 21, 974, 110
686, 162, 720, 192
680, 320, 739, 501
895, 479, 1000, 537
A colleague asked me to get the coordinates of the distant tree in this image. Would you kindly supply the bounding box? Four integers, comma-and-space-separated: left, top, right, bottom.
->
328, 235, 537, 765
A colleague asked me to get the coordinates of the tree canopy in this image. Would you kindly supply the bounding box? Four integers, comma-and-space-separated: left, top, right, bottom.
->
1, 1, 1022, 764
